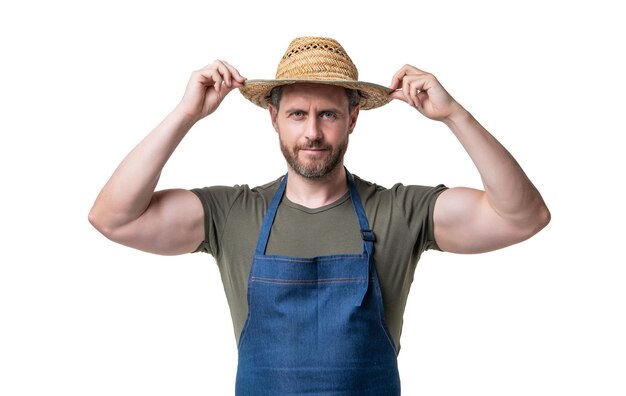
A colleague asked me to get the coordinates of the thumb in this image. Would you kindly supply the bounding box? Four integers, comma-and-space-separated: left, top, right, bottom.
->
389, 90, 409, 103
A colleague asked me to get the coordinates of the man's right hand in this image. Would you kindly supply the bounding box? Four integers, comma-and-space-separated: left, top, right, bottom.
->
89, 60, 246, 255
175, 60, 246, 123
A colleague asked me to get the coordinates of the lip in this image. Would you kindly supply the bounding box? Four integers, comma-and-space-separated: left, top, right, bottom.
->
299, 148, 328, 155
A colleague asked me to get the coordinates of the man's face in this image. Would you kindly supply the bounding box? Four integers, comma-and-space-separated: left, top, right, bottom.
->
269, 83, 359, 179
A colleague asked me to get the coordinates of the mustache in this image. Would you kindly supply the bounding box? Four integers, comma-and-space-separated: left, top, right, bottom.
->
296, 141, 331, 150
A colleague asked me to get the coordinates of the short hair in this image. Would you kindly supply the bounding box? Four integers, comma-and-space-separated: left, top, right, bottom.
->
269, 85, 361, 112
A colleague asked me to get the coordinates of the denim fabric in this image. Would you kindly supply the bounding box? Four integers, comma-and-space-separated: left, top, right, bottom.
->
236, 171, 401, 395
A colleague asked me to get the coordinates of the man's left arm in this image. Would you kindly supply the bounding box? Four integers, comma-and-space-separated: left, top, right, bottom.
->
389, 65, 551, 254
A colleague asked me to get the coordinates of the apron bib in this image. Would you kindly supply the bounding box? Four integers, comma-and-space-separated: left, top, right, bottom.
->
235, 171, 400, 395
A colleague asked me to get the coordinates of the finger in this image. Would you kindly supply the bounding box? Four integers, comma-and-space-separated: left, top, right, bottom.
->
389, 90, 409, 103
409, 82, 422, 109
389, 65, 410, 90
402, 77, 414, 107
416, 90, 429, 109
194, 62, 221, 84
220, 60, 247, 83
389, 70, 404, 90
389, 64, 425, 89
212, 60, 233, 87
210, 68, 223, 92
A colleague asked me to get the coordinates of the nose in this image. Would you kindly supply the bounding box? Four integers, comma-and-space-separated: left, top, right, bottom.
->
304, 115, 322, 141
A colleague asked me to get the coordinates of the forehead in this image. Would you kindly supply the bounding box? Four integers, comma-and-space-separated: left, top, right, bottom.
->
280, 83, 348, 107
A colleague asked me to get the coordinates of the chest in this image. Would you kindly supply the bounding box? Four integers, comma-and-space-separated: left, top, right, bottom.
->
265, 198, 362, 257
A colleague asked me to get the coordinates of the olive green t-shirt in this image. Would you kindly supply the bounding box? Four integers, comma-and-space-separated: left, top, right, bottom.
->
191, 174, 447, 352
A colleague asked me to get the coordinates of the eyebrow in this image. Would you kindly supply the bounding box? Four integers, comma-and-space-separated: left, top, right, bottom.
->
283, 107, 345, 115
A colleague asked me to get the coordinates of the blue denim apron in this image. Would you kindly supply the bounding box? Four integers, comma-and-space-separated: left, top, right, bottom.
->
235, 171, 401, 395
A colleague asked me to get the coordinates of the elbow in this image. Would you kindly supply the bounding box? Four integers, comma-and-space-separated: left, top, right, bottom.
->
539, 204, 551, 229
88, 206, 116, 240
88, 209, 106, 235
526, 201, 551, 238
508, 200, 551, 244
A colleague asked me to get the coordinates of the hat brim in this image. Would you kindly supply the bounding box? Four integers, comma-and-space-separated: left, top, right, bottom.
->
239, 79, 393, 110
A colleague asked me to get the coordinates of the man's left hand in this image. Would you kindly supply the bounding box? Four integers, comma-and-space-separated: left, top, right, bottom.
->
389, 64, 462, 122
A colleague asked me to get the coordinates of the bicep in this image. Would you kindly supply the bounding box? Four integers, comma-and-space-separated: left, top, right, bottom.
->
433, 187, 531, 254
108, 189, 205, 255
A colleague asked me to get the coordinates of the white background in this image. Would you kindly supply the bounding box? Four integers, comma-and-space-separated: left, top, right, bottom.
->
1, 0, 624, 395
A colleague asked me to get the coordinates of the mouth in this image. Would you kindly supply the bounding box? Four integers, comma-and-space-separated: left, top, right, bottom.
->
300, 147, 326, 152
297, 143, 330, 151
298, 147, 329, 157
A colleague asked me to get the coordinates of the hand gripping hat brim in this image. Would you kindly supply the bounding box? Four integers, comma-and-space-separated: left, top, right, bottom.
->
239, 37, 392, 110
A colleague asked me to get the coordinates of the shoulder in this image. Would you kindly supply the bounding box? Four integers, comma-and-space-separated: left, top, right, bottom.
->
191, 176, 283, 208
189, 176, 284, 255
352, 174, 448, 252
252, 177, 284, 203
352, 173, 447, 206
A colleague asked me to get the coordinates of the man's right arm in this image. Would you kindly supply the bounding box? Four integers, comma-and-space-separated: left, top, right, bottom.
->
88, 60, 246, 255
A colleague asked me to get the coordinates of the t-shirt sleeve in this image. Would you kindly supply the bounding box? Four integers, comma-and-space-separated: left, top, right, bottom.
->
190, 185, 244, 256
390, 183, 448, 253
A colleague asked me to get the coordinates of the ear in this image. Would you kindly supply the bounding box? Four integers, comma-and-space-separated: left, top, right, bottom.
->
269, 105, 279, 133
348, 105, 360, 134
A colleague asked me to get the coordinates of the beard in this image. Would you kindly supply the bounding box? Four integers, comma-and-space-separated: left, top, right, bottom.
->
280, 137, 348, 179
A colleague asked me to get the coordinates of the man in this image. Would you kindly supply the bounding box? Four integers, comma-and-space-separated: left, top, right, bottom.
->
89, 37, 550, 395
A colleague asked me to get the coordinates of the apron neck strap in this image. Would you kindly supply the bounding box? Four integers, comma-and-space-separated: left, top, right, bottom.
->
255, 174, 287, 256
346, 171, 376, 256
254, 169, 374, 256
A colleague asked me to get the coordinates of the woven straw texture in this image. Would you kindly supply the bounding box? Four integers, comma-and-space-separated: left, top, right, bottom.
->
239, 37, 392, 110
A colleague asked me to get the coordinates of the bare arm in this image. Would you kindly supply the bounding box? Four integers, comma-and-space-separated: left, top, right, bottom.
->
88, 60, 246, 255
389, 65, 550, 254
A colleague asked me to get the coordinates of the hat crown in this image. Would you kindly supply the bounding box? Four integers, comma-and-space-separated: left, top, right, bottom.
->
275, 37, 359, 81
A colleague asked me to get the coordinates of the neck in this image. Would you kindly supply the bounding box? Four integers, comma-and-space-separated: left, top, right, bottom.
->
285, 164, 348, 208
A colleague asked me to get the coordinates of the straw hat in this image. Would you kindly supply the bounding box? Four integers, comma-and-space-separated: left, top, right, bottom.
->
239, 37, 392, 110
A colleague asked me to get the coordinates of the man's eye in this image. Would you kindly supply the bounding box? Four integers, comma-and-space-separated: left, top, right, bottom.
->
290, 111, 305, 119
321, 112, 336, 119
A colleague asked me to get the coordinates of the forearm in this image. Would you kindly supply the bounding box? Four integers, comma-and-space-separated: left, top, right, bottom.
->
89, 108, 196, 232
443, 105, 549, 223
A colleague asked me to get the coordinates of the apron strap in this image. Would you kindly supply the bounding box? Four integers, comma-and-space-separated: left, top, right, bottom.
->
254, 175, 287, 256
346, 171, 375, 255
346, 170, 375, 306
